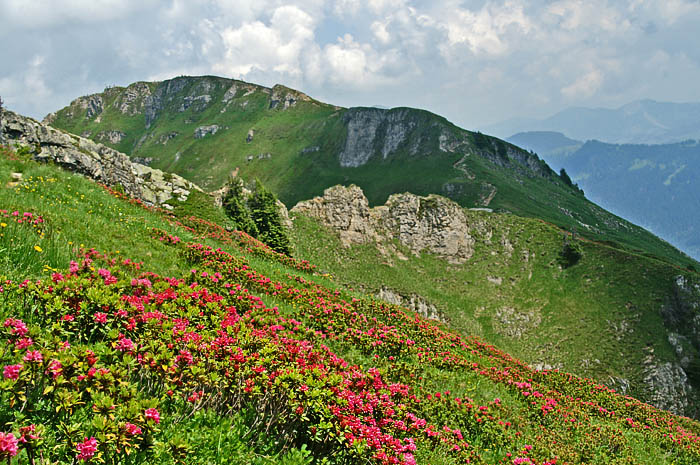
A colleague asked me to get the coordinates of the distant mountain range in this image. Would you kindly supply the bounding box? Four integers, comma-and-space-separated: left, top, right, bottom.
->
507, 130, 700, 260
485, 99, 700, 144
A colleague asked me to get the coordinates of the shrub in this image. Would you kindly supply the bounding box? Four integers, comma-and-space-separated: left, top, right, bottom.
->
558, 234, 583, 268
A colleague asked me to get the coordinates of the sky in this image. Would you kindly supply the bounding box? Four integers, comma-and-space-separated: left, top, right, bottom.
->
1, 0, 700, 130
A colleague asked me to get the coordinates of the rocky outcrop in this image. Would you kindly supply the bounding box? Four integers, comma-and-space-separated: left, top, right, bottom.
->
377, 287, 446, 323
144, 77, 190, 128
194, 125, 219, 139
642, 346, 693, 415
1, 110, 200, 207
116, 82, 152, 115
97, 130, 126, 144
269, 84, 311, 110
339, 108, 420, 167
291, 185, 475, 264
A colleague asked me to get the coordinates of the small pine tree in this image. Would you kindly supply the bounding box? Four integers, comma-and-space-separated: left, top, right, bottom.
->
222, 177, 258, 237
248, 179, 291, 255
560, 168, 574, 187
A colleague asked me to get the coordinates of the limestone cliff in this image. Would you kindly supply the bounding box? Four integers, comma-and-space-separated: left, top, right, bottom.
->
291, 185, 475, 264
1, 110, 200, 207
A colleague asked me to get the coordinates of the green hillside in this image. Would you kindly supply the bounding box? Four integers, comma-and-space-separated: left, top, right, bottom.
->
46, 76, 696, 269
2, 144, 700, 464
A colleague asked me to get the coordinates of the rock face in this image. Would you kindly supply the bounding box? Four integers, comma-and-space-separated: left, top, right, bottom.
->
269, 84, 311, 110
194, 125, 219, 139
643, 346, 693, 416
339, 108, 419, 167
377, 287, 446, 323
1, 110, 200, 207
291, 185, 475, 264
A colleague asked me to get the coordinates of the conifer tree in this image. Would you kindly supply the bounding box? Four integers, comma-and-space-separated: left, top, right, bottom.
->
222, 177, 258, 237
248, 179, 291, 255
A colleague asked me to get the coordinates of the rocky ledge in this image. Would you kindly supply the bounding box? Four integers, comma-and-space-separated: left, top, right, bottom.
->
1, 110, 200, 207
290, 185, 475, 264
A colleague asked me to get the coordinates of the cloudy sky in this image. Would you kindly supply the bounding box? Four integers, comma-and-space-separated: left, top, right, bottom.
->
1, 0, 700, 130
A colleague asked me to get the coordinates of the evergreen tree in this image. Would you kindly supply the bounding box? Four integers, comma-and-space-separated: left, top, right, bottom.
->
222, 177, 258, 237
248, 179, 291, 255
559, 168, 574, 187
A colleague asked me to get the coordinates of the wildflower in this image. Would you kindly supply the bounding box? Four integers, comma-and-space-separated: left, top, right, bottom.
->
76, 437, 98, 461
15, 337, 33, 349
69, 260, 80, 273
18, 424, 39, 443
144, 408, 160, 424
3, 364, 22, 380
23, 350, 43, 363
47, 359, 63, 379
4, 318, 28, 336
34, 245, 43, 253
115, 337, 134, 352
0, 432, 19, 458
94, 312, 108, 324
123, 423, 142, 436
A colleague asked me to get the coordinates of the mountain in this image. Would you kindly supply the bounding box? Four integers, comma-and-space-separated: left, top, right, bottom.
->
506, 131, 583, 171
46, 76, 695, 270
553, 139, 700, 260
1, 120, 700, 463
485, 99, 700, 144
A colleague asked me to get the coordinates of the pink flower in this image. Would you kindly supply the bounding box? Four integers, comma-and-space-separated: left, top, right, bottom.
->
23, 350, 43, 363
76, 436, 98, 460
123, 423, 142, 436
115, 337, 134, 352
47, 359, 63, 379
0, 432, 19, 458
15, 337, 33, 349
4, 318, 28, 336
19, 424, 39, 443
51, 272, 65, 283
69, 261, 80, 273
94, 312, 108, 324
144, 408, 160, 424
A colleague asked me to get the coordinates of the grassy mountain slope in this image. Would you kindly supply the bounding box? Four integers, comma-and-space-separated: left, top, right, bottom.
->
46, 76, 696, 269
289, 186, 700, 416
2, 145, 700, 464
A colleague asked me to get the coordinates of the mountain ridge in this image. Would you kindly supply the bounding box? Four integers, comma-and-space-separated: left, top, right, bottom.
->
46, 75, 697, 270
484, 99, 700, 144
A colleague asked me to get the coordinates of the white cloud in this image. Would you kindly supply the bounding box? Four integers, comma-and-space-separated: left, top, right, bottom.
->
440, 0, 532, 56
561, 69, 604, 99
0, 0, 699, 127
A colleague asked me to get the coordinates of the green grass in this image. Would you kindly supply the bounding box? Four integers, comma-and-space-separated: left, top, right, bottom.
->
48, 76, 698, 271
289, 207, 693, 407
1, 145, 700, 463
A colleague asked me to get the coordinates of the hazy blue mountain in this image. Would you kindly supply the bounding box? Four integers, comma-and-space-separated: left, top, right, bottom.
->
507, 131, 583, 171
552, 139, 700, 260
485, 100, 700, 144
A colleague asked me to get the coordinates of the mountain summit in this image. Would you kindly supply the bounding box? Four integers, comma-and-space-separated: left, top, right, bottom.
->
47, 75, 693, 269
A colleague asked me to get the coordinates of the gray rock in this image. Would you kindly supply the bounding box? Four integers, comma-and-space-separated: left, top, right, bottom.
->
377, 287, 447, 323
643, 348, 692, 415
116, 82, 151, 115
144, 77, 189, 128
1, 110, 201, 207
291, 185, 475, 264
97, 130, 126, 144
269, 84, 310, 110
179, 95, 212, 112
194, 125, 219, 139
